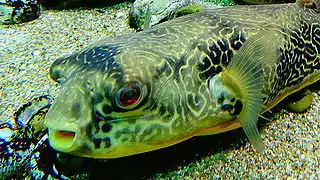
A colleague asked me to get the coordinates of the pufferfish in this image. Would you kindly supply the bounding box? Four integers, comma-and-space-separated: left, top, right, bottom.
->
44, 0, 320, 158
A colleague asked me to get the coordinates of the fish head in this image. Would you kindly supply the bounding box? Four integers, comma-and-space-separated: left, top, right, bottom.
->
44, 42, 194, 158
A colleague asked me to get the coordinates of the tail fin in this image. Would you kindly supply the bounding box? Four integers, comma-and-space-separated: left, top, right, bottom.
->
219, 31, 282, 152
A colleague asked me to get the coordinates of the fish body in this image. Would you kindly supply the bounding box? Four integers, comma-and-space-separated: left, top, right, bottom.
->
44, 3, 320, 158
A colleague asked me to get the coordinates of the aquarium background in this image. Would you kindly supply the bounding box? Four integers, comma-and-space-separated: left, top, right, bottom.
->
0, 1, 319, 179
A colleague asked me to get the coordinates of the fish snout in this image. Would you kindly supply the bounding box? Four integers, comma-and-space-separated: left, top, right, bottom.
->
44, 82, 93, 153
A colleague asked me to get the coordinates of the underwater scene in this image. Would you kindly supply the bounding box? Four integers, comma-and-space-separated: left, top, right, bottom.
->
0, 0, 319, 179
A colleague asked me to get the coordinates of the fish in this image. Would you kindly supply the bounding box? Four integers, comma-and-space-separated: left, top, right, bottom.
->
44, 1, 320, 158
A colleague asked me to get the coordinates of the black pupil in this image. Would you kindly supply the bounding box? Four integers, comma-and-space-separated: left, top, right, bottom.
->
122, 89, 135, 101
120, 86, 139, 106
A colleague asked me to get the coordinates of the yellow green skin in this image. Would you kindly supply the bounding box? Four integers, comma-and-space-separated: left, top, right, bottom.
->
44, 3, 320, 158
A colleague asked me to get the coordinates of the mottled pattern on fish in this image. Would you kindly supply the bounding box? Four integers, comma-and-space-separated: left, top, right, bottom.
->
45, 3, 319, 158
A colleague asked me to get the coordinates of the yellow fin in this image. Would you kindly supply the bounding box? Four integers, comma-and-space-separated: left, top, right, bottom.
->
220, 31, 282, 152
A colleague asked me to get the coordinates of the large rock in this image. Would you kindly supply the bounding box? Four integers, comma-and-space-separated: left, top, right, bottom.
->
128, 0, 296, 30
0, 0, 40, 24
129, 0, 198, 30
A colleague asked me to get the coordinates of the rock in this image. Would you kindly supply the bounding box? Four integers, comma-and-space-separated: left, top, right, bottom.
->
0, 0, 40, 24
128, 0, 297, 30
129, 0, 196, 30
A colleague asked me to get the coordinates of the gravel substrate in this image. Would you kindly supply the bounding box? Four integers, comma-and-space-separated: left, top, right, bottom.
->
0, 2, 319, 179
0, 4, 134, 123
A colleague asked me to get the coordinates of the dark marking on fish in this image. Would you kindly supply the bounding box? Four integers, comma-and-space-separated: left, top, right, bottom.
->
102, 104, 113, 114
187, 93, 202, 111
197, 33, 242, 80
217, 38, 229, 52
92, 138, 101, 149
76, 45, 121, 70
71, 102, 81, 119
197, 57, 211, 71
220, 104, 233, 112
199, 65, 223, 80
229, 30, 245, 51
101, 123, 112, 133
267, 23, 320, 102
159, 105, 166, 115
91, 94, 104, 104
164, 53, 187, 82
103, 137, 111, 148
232, 99, 243, 116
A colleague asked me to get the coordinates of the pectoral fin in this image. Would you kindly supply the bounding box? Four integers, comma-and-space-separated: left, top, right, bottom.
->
210, 30, 283, 152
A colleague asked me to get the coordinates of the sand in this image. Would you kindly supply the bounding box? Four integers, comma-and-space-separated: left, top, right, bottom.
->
0, 2, 319, 179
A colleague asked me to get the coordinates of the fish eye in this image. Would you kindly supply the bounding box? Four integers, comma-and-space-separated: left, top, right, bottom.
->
115, 83, 143, 109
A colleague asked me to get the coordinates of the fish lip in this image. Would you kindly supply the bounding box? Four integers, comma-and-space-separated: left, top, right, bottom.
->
47, 126, 80, 153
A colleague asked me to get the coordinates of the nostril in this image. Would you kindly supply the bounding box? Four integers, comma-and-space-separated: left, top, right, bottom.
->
48, 129, 77, 152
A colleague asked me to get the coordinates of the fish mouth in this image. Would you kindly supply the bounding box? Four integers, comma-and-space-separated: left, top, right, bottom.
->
48, 128, 78, 153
